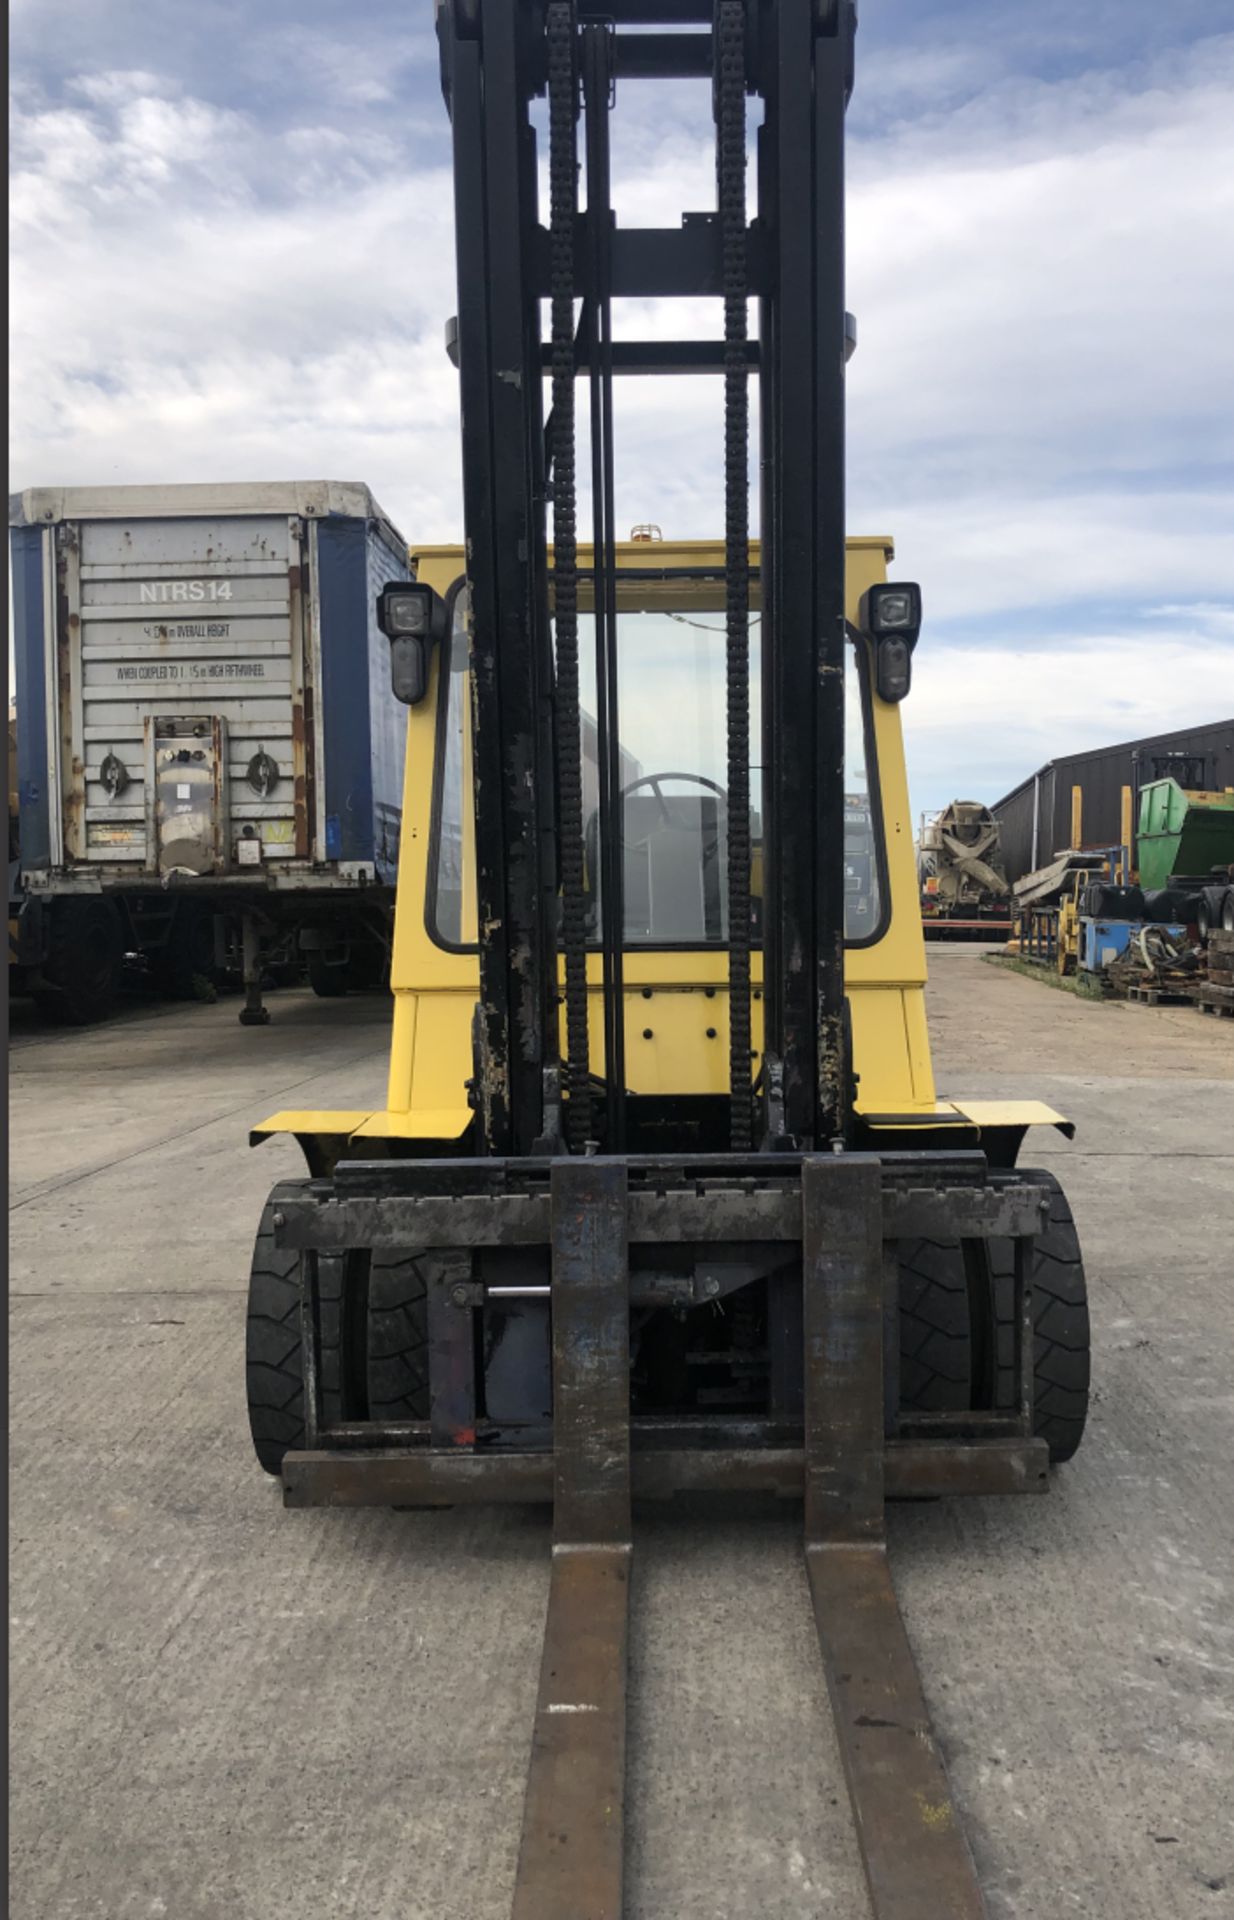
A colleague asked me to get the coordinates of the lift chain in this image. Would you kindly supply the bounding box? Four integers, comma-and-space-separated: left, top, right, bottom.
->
717, 0, 753, 1150
547, 0, 592, 1152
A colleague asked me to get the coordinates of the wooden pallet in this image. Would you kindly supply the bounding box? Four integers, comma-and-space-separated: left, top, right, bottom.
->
1196, 984, 1234, 1020
1126, 982, 1196, 1006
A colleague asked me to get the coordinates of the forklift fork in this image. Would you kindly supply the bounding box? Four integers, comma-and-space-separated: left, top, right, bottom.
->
512, 1156, 985, 1920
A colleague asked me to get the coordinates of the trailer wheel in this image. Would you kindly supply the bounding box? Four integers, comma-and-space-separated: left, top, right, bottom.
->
985, 1171, 1091, 1464
307, 950, 348, 998
158, 901, 217, 999
35, 897, 123, 1023
896, 1238, 973, 1412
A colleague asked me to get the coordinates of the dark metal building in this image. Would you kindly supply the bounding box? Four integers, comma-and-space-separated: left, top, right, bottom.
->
992, 719, 1234, 882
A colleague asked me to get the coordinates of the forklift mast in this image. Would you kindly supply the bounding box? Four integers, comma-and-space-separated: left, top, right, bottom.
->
244, 10, 1093, 1918
439, 0, 856, 1159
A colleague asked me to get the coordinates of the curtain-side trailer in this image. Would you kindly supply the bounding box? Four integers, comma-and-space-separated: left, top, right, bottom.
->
9, 481, 410, 1022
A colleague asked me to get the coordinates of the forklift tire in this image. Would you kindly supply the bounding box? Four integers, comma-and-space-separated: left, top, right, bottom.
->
897, 1238, 973, 1412
986, 1170, 1091, 1464
246, 1183, 343, 1474
246, 1188, 432, 1473
35, 897, 123, 1024
896, 1175, 1090, 1463
366, 1250, 432, 1421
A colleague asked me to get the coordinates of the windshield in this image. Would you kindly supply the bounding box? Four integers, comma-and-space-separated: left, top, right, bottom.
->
429, 576, 882, 948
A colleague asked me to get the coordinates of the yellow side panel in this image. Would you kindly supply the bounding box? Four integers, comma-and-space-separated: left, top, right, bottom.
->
353, 1109, 471, 1141
946, 1099, 1075, 1139
398, 992, 478, 1113
251, 1110, 373, 1137
900, 989, 938, 1108
848, 989, 925, 1114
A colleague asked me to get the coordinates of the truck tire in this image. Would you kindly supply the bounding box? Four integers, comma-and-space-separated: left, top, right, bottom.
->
35, 896, 123, 1023
985, 1170, 1090, 1464
1198, 887, 1233, 941
246, 1186, 432, 1473
1142, 886, 1199, 924
158, 901, 217, 999
307, 950, 348, 997
897, 1238, 973, 1412
346, 938, 388, 992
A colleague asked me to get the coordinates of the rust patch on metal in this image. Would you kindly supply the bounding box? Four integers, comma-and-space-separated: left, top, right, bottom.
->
56, 533, 79, 862
294, 688, 312, 858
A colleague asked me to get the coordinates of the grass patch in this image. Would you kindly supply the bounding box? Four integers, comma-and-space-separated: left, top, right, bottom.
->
982, 952, 1110, 1002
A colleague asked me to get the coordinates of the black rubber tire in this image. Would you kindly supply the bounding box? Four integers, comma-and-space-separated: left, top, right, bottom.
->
986, 1170, 1091, 1464
897, 1238, 974, 1413
246, 1182, 342, 1474
1197, 888, 1229, 942
346, 939, 388, 992
1142, 886, 1197, 924
307, 950, 348, 997
245, 1189, 433, 1474
895, 1175, 1090, 1464
36, 897, 123, 1023
158, 902, 217, 999
366, 1250, 433, 1421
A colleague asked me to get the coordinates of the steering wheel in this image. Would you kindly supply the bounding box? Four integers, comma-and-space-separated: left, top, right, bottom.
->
619, 772, 728, 835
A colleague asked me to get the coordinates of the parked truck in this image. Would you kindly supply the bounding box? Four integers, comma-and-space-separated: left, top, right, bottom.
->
9, 481, 410, 1022
917, 798, 1011, 937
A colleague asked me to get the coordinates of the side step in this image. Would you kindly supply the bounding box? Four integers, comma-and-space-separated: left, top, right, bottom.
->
506, 1156, 986, 1920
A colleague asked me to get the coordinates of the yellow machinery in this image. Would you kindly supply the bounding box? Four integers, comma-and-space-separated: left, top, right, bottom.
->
256, 538, 1073, 1168
243, 10, 1091, 1917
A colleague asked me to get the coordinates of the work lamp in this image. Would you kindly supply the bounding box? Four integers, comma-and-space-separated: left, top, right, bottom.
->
376, 581, 448, 705
860, 581, 922, 703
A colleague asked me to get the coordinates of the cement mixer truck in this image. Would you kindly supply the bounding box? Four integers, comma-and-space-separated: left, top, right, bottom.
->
918, 798, 1012, 938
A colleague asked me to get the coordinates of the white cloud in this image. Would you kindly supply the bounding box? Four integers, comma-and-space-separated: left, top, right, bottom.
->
905, 610, 1234, 811
8, 28, 1234, 804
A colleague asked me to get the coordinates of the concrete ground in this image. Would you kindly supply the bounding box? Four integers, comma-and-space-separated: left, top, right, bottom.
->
9, 950, 1234, 1920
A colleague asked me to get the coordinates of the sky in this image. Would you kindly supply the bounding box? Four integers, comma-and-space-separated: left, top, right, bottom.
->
9, 0, 1234, 817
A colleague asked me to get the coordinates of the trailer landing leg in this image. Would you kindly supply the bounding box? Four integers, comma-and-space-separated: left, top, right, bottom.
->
238, 912, 270, 1027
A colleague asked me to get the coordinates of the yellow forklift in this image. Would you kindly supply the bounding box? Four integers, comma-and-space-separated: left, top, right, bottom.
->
245, 7, 1090, 1915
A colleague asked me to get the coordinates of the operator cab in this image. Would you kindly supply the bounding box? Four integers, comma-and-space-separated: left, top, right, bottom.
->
431, 565, 884, 953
